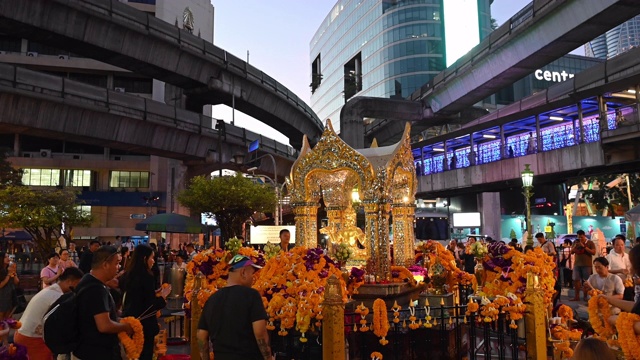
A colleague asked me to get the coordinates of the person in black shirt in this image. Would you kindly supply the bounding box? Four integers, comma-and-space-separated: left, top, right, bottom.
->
78, 240, 100, 274
73, 246, 132, 360
121, 244, 171, 360
197, 255, 271, 360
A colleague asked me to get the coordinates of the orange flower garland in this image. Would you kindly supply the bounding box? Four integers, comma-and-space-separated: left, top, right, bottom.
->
371, 351, 383, 360
587, 290, 615, 339
557, 304, 573, 324
616, 312, 640, 360
372, 299, 390, 345
356, 302, 370, 332
118, 316, 144, 360
392, 301, 401, 324
416, 241, 477, 291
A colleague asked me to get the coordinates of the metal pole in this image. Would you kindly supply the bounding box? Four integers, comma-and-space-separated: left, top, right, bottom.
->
525, 187, 533, 247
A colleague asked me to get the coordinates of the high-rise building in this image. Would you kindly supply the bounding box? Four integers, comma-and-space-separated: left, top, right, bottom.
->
309, 0, 492, 133
0, 0, 214, 246
585, 15, 640, 59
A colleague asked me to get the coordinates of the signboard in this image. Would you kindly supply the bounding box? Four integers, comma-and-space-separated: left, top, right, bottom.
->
452, 212, 481, 228
248, 139, 260, 153
130, 214, 147, 220
534, 69, 574, 83
250, 225, 295, 244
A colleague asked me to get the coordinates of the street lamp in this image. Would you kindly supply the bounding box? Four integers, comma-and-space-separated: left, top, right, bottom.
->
521, 164, 534, 247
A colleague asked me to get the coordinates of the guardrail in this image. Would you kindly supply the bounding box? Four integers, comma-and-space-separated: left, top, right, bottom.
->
0, 62, 298, 160
59, 0, 322, 132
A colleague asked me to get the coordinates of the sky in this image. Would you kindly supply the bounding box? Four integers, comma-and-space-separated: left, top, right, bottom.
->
209, 0, 556, 145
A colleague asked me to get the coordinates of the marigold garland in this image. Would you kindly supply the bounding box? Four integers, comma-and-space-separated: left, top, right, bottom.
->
616, 312, 640, 360
371, 351, 383, 360
391, 301, 401, 324
118, 316, 144, 360
408, 305, 420, 330
587, 291, 615, 339
372, 299, 390, 345
356, 302, 370, 332
415, 241, 477, 291
557, 304, 573, 324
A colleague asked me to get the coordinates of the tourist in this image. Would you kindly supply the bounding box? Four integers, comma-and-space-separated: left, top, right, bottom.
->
186, 243, 197, 261
584, 257, 624, 301
606, 235, 633, 300
0, 252, 19, 322
121, 244, 171, 360
119, 246, 131, 272
123, 238, 135, 252
508, 239, 522, 252
196, 255, 271, 360
570, 230, 596, 301
447, 240, 461, 268
40, 253, 62, 289
173, 254, 187, 270
535, 232, 556, 256
73, 246, 133, 360
59, 248, 77, 269
560, 239, 574, 288
279, 229, 292, 252
601, 245, 640, 340
14, 267, 83, 360
572, 337, 616, 360
462, 237, 476, 274
78, 240, 100, 274
68, 241, 79, 265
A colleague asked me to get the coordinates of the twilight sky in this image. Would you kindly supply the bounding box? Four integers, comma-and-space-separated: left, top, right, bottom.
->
209, 0, 559, 145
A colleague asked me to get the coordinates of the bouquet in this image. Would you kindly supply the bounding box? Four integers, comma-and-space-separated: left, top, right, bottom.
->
225, 237, 243, 255
263, 242, 281, 260
334, 242, 352, 263
469, 241, 488, 259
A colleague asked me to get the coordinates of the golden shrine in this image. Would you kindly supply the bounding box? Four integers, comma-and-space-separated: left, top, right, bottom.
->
288, 120, 417, 281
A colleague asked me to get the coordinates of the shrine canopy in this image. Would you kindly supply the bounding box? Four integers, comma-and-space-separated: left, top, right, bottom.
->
287, 120, 416, 280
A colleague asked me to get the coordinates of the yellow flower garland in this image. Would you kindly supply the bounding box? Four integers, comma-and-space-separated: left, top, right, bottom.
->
118, 317, 144, 360
355, 302, 370, 332
587, 291, 615, 339
616, 312, 640, 360
372, 299, 390, 345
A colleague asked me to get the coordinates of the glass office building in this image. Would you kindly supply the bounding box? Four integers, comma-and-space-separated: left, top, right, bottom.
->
585, 15, 640, 59
310, 0, 491, 133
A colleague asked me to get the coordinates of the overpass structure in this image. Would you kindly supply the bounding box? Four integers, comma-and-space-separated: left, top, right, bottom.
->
0, 63, 296, 178
0, 0, 323, 148
351, 0, 640, 147
412, 46, 640, 198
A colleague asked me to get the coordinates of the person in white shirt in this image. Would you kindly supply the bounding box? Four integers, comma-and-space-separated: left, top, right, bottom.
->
14, 267, 84, 360
606, 235, 633, 300
173, 254, 187, 270
536, 233, 556, 257
186, 244, 197, 261
585, 257, 624, 308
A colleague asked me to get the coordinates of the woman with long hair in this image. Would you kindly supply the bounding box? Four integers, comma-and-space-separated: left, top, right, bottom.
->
0, 252, 19, 321
121, 244, 171, 360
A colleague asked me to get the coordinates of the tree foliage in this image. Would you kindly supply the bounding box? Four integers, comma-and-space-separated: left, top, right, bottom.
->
0, 186, 93, 261
177, 174, 277, 242
568, 173, 640, 216
0, 148, 23, 188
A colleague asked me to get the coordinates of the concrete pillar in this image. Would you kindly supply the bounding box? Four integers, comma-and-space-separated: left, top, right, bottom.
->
443, 141, 449, 170
469, 133, 475, 165
635, 85, 640, 118
535, 114, 541, 152
500, 125, 506, 158
598, 95, 608, 130
478, 192, 500, 239
577, 102, 584, 144
13, 134, 19, 156
322, 275, 345, 360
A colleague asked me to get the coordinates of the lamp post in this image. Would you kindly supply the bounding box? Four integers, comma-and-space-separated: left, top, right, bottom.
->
247, 153, 280, 225
521, 164, 534, 247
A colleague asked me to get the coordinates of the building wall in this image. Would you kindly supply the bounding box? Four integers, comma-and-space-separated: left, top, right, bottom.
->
585, 15, 640, 60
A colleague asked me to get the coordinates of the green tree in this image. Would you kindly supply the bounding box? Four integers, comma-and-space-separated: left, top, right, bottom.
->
177, 174, 277, 243
491, 18, 499, 30
0, 186, 92, 261
0, 148, 23, 188
509, 229, 517, 239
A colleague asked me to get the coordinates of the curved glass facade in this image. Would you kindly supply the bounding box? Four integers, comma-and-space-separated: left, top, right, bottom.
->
310, 0, 489, 133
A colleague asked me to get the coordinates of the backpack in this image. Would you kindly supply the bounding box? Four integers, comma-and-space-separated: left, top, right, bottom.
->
42, 283, 102, 354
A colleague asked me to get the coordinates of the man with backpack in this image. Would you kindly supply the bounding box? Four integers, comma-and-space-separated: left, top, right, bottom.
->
14, 267, 83, 360
72, 245, 132, 360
